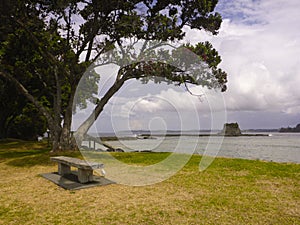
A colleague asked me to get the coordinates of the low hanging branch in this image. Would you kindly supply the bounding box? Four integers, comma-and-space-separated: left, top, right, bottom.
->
184, 82, 204, 101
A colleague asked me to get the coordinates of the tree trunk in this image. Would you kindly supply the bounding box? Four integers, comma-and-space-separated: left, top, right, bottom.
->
75, 78, 126, 146
50, 128, 61, 152
50, 130, 77, 152
49, 113, 76, 152
57, 88, 78, 151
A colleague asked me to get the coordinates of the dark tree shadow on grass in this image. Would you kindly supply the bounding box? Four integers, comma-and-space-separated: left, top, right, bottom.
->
0, 139, 81, 167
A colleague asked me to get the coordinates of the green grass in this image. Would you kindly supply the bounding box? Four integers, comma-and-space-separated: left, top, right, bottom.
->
0, 140, 299, 224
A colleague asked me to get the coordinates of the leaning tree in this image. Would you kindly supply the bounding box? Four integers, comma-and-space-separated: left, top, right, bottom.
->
0, 0, 227, 151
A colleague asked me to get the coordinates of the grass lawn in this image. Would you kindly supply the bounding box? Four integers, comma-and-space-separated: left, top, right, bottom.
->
0, 139, 299, 224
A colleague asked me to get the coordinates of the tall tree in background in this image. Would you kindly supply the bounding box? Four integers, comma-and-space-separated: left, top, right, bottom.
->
0, 0, 227, 151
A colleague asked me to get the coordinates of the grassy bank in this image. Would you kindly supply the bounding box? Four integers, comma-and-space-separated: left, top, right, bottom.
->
0, 140, 299, 224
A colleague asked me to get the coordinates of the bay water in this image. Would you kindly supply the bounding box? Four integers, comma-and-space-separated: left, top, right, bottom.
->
102, 133, 300, 163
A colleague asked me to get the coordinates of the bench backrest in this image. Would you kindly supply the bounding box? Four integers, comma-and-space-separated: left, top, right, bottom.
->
51, 156, 103, 170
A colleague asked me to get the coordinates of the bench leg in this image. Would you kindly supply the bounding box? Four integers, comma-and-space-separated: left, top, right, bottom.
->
58, 163, 71, 175
78, 169, 93, 183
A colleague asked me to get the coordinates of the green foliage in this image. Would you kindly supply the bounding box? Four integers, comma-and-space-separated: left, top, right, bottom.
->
7, 103, 47, 140
0, 79, 47, 140
101, 40, 227, 91
74, 68, 100, 110
0, 80, 25, 139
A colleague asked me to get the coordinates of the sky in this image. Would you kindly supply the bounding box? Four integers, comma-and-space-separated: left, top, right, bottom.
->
182, 0, 300, 129
73, 0, 300, 133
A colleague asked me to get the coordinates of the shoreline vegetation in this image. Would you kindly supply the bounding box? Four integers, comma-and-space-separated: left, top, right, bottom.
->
280, 124, 300, 133
0, 140, 299, 224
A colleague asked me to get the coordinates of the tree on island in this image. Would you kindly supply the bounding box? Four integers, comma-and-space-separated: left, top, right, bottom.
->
0, 0, 227, 152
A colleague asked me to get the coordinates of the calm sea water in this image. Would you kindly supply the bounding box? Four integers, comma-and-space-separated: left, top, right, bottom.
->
101, 133, 300, 163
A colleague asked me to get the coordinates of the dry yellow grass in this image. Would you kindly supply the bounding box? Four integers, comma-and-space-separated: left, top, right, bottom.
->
0, 140, 299, 224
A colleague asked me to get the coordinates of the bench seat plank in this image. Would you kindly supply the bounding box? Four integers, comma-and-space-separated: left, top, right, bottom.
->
51, 156, 104, 170
50, 156, 104, 184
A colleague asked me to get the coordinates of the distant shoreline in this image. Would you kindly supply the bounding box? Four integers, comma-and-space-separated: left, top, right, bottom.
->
98, 133, 269, 141
139, 133, 269, 138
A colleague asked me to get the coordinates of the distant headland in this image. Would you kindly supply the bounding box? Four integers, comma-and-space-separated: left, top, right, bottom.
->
279, 124, 300, 133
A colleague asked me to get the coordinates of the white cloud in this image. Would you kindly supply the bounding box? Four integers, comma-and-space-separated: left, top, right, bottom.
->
101, 82, 227, 131
183, 0, 300, 118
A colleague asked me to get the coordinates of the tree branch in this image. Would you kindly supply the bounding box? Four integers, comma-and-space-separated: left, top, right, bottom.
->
74, 75, 127, 143
0, 70, 56, 130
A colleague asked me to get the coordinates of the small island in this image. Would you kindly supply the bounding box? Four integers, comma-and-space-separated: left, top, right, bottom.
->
279, 124, 300, 132
219, 123, 242, 136
219, 123, 269, 137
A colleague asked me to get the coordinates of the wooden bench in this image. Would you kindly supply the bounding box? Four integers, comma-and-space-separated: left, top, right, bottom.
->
51, 156, 104, 184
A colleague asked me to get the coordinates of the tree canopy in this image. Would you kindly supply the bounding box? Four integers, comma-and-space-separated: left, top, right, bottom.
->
0, 0, 227, 151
